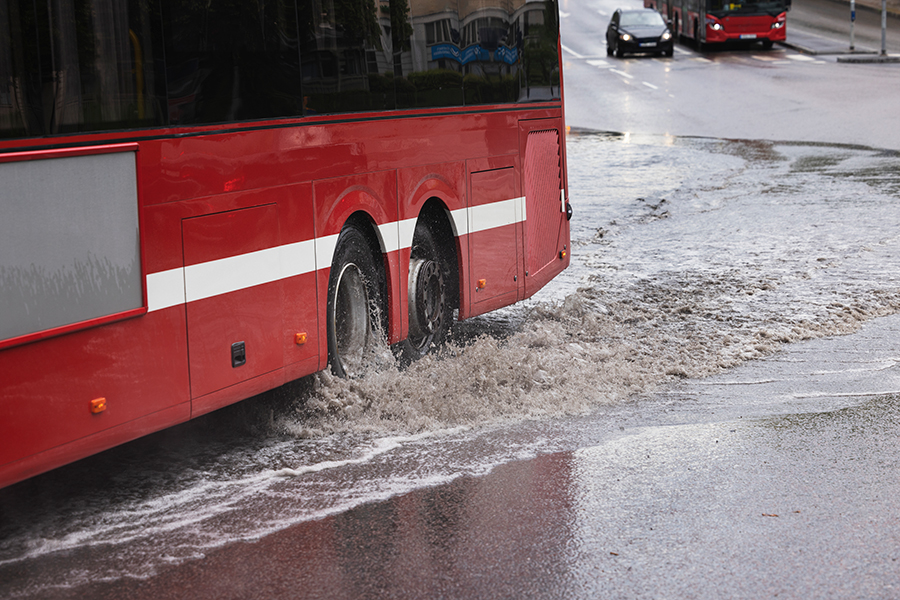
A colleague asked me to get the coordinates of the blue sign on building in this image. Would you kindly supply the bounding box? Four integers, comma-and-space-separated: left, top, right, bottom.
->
431, 43, 518, 65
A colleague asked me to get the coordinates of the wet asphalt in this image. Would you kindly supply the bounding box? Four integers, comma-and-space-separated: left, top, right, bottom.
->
70, 318, 900, 600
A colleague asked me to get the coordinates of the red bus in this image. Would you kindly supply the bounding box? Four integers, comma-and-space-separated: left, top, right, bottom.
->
645, 0, 789, 48
0, 0, 570, 489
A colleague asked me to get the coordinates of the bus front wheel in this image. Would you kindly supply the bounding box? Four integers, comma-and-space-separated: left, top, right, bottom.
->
326, 224, 384, 378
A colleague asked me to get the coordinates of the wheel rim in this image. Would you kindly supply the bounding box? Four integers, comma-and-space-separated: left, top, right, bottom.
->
333, 262, 370, 366
407, 257, 446, 351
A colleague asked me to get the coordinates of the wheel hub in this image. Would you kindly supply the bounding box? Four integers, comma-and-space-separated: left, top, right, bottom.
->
408, 258, 445, 341
333, 262, 369, 357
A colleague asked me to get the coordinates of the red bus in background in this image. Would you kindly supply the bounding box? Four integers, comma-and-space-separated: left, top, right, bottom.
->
0, 0, 570, 489
645, 0, 790, 48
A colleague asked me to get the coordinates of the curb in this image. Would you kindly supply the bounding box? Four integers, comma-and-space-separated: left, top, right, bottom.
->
778, 38, 872, 55
828, 0, 900, 19
836, 53, 900, 61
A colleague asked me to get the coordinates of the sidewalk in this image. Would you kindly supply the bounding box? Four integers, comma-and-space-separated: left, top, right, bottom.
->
782, 29, 900, 60
781, 0, 900, 61
851, 0, 900, 17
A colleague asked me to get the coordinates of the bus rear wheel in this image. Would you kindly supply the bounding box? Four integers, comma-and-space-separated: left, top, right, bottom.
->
326, 224, 384, 378
396, 221, 452, 365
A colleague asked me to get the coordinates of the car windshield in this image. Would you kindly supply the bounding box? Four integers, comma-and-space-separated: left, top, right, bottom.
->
619, 11, 665, 27
707, 0, 788, 13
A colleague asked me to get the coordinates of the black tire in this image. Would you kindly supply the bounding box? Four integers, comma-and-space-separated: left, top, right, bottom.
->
761, 39, 774, 50
395, 220, 453, 365
326, 224, 384, 378
615, 41, 624, 58
664, 46, 673, 57
607, 43, 613, 57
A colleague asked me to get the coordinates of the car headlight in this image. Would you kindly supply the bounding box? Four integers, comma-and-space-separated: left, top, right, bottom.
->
620, 33, 632, 42
662, 30, 672, 40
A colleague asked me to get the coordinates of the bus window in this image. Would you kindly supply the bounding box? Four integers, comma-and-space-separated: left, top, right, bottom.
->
163, 0, 303, 124
299, 0, 395, 115
398, 0, 560, 109
0, 0, 166, 138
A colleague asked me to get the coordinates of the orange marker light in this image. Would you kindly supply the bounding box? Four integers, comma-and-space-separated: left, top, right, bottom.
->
559, 250, 567, 259
90, 397, 107, 414
476, 279, 487, 290
295, 332, 308, 345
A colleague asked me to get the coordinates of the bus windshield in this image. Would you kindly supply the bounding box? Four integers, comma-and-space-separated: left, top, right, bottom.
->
707, 0, 788, 14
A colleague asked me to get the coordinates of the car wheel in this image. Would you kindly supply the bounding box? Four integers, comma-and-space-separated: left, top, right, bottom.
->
607, 43, 613, 56
615, 41, 624, 58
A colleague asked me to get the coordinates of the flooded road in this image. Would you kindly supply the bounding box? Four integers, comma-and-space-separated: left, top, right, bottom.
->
2, 132, 900, 598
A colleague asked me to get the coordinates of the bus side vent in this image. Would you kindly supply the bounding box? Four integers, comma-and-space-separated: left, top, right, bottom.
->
231, 342, 246, 367
524, 129, 562, 276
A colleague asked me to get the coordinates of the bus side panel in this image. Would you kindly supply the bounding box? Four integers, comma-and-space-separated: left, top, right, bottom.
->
281, 182, 322, 373
0, 405, 189, 491
183, 204, 284, 400
0, 307, 191, 486
140, 128, 368, 208
466, 156, 523, 318
520, 120, 570, 297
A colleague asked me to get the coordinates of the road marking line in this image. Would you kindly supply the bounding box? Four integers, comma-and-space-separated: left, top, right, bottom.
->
561, 44, 585, 59
610, 68, 633, 78
642, 81, 658, 89
559, 10, 570, 17
588, 59, 611, 68
788, 54, 816, 61
674, 46, 691, 55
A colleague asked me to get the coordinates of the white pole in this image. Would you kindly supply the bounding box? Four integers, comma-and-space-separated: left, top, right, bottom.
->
882, 0, 888, 56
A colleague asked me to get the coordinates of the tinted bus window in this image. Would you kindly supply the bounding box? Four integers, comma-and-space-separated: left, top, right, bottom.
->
0, 0, 561, 138
0, 0, 167, 138
298, 0, 395, 115
163, 0, 303, 124
399, 0, 559, 108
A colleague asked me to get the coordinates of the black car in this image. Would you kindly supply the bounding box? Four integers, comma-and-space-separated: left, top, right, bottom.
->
606, 9, 674, 58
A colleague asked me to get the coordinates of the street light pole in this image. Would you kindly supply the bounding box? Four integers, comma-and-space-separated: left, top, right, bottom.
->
882, 0, 888, 56
850, 0, 856, 50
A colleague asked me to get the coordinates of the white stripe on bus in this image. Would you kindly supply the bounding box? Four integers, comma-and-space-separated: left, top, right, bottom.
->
146, 197, 527, 312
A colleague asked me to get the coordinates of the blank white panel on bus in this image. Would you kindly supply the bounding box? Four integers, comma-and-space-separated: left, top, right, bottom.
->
0, 150, 141, 342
